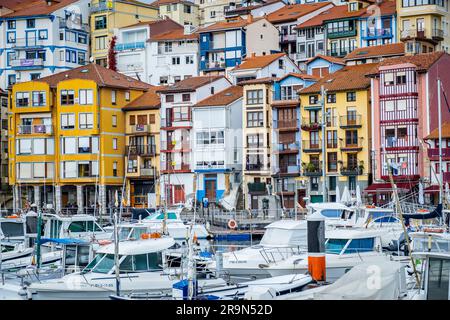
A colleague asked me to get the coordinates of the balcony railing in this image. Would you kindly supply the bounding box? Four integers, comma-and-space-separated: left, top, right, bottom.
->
340, 137, 364, 151
58, 18, 90, 32
126, 144, 157, 156
339, 115, 362, 128
327, 139, 338, 149
276, 119, 298, 129
129, 124, 151, 134
385, 136, 418, 149
141, 167, 156, 177
274, 182, 296, 193
11, 58, 44, 70
245, 163, 268, 171
432, 28, 444, 40
162, 162, 190, 172
428, 148, 450, 159
278, 165, 300, 175
90, 2, 113, 13
10, 38, 45, 48
302, 164, 322, 176
247, 182, 267, 193
18, 125, 52, 135
160, 140, 190, 151
302, 140, 322, 152
363, 28, 392, 39
400, 29, 440, 41
117, 62, 143, 72
206, 61, 226, 69
301, 118, 321, 131
115, 41, 146, 51
276, 142, 299, 153
327, 29, 357, 39
327, 47, 356, 57
340, 162, 363, 176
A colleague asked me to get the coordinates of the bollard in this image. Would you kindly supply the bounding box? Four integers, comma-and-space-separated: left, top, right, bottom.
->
307, 212, 326, 282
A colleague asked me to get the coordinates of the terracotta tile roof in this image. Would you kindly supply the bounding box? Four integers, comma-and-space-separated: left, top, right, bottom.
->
195, 86, 243, 107
266, 2, 333, 24
157, 76, 227, 93
121, 19, 164, 29
122, 86, 162, 111
296, 4, 365, 28
3, 0, 80, 17
377, 51, 446, 72
150, 28, 198, 41
37, 63, 151, 90
232, 53, 286, 71
198, 16, 262, 33
152, 0, 196, 6
0, 0, 36, 11
300, 63, 378, 94
306, 54, 345, 65
344, 43, 405, 61
278, 72, 320, 81
360, 0, 396, 17
237, 77, 278, 85
425, 122, 450, 140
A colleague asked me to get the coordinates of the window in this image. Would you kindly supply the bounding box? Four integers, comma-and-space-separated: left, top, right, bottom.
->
247, 111, 264, 127
16, 92, 30, 107
7, 20, 16, 29
32, 91, 46, 106
79, 113, 94, 129
137, 115, 147, 125
174, 76, 181, 83
149, 114, 155, 124
30, 73, 40, 81
396, 71, 407, 85
185, 55, 194, 64
278, 59, 284, 69
398, 127, 408, 139
246, 90, 263, 105
196, 130, 224, 145
346, 91, 356, 102
111, 90, 117, 105
113, 138, 118, 150
8, 75, 16, 86
79, 89, 93, 105
384, 72, 394, 85
172, 56, 181, 65
327, 93, 336, 103
327, 152, 338, 172
164, 42, 173, 53
309, 95, 319, 104
61, 113, 75, 129
95, 36, 107, 50
166, 95, 174, 103
112, 115, 117, 127
327, 130, 338, 148
38, 30, 48, 40
160, 76, 168, 85
182, 93, 190, 102
247, 134, 263, 148
129, 115, 136, 125
95, 16, 107, 30
345, 130, 358, 146
173, 106, 190, 121
78, 52, 86, 65
7, 32, 16, 43
26, 19, 35, 29
184, 4, 192, 13
125, 91, 130, 101
113, 162, 118, 177
61, 90, 75, 105
78, 33, 87, 44
210, 87, 215, 95
210, 10, 216, 18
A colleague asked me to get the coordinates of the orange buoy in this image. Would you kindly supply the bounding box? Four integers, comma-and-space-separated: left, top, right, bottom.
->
98, 240, 112, 245
141, 233, 150, 240
228, 219, 237, 230
150, 232, 161, 239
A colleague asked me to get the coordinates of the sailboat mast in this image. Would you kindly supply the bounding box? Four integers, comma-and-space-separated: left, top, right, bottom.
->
438, 78, 443, 208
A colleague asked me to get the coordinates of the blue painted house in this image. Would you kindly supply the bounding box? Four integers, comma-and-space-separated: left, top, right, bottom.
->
358, 0, 397, 47
271, 73, 318, 209
198, 16, 281, 73
305, 54, 345, 77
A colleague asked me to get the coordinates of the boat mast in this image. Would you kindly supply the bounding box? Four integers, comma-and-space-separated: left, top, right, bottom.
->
113, 191, 121, 296
188, 173, 198, 300
438, 78, 443, 221
321, 85, 327, 202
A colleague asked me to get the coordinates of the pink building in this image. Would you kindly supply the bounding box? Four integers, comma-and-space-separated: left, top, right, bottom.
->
366, 52, 450, 205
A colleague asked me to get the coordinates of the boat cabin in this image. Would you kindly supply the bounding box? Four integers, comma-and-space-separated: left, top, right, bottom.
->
325, 229, 383, 255
0, 217, 26, 243
42, 214, 110, 240
259, 220, 307, 248
412, 251, 450, 300
410, 231, 450, 253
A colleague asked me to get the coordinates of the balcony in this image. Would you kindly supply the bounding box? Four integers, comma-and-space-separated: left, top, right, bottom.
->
58, 18, 89, 32
160, 140, 190, 152
161, 114, 192, 128
427, 148, 450, 160
161, 161, 190, 172
129, 124, 151, 134
339, 115, 362, 128
126, 144, 157, 157
327, 46, 357, 57
278, 165, 300, 175
274, 182, 296, 193
302, 163, 322, 176
340, 162, 363, 176
10, 38, 45, 49
247, 182, 267, 193
18, 124, 52, 135
141, 167, 156, 177
340, 137, 364, 152
245, 163, 268, 172
363, 28, 392, 39
10, 58, 44, 70
301, 118, 321, 131
90, 2, 113, 13
195, 162, 225, 170
206, 61, 226, 69
302, 140, 322, 153
432, 28, 444, 41
401, 29, 440, 43
280, 34, 296, 43
275, 142, 299, 154
115, 42, 146, 51
117, 62, 143, 72
275, 119, 298, 130
327, 28, 357, 39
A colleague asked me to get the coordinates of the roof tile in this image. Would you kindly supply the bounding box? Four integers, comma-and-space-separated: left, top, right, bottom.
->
266, 2, 333, 24
232, 53, 286, 71
157, 76, 227, 93
195, 86, 243, 107
344, 43, 405, 60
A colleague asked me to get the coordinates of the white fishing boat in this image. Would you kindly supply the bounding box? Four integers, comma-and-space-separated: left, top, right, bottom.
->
207, 220, 308, 279
260, 229, 394, 281
25, 235, 225, 300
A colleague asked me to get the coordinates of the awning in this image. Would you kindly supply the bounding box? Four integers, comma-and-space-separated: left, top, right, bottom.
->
364, 182, 417, 194
424, 185, 440, 193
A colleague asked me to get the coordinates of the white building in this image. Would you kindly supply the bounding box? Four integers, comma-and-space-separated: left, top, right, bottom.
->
115, 18, 186, 85
0, 0, 90, 89
192, 85, 243, 203
227, 52, 300, 84
157, 75, 232, 205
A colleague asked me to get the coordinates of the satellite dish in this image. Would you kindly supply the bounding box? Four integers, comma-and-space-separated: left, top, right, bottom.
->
89, 56, 94, 63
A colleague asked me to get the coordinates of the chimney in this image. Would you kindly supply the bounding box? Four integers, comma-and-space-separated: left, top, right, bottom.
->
247, 14, 253, 24
251, 52, 256, 58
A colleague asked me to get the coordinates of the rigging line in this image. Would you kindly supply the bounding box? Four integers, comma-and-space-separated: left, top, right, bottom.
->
440, 81, 450, 113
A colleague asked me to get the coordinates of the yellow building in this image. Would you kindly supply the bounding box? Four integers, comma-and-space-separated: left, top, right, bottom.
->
397, 0, 450, 53
154, 0, 200, 27
9, 64, 151, 215
299, 63, 375, 203
122, 87, 161, 208
240, 78, 277, 211
90, 0, 159, 67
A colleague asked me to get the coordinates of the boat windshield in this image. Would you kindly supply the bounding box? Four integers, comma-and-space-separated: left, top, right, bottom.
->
368, 212, 398, 223
120, 253, 163, 272
412, 238, 450, 253
326, 238, 375, 254
82, 253, 115, 274
260, 228, 307, 246
145, 212, 178, 220
0, 221, 24, 237
312, 208, 343, 218
118, 227, 132, 241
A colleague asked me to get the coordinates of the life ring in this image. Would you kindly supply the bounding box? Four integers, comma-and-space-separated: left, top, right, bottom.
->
366, 205, 376, 209
98, 240, 112, 245
228, 219, 237, 230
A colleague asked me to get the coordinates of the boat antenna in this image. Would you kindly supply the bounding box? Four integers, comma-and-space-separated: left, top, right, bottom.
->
383, 144, 421, 287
